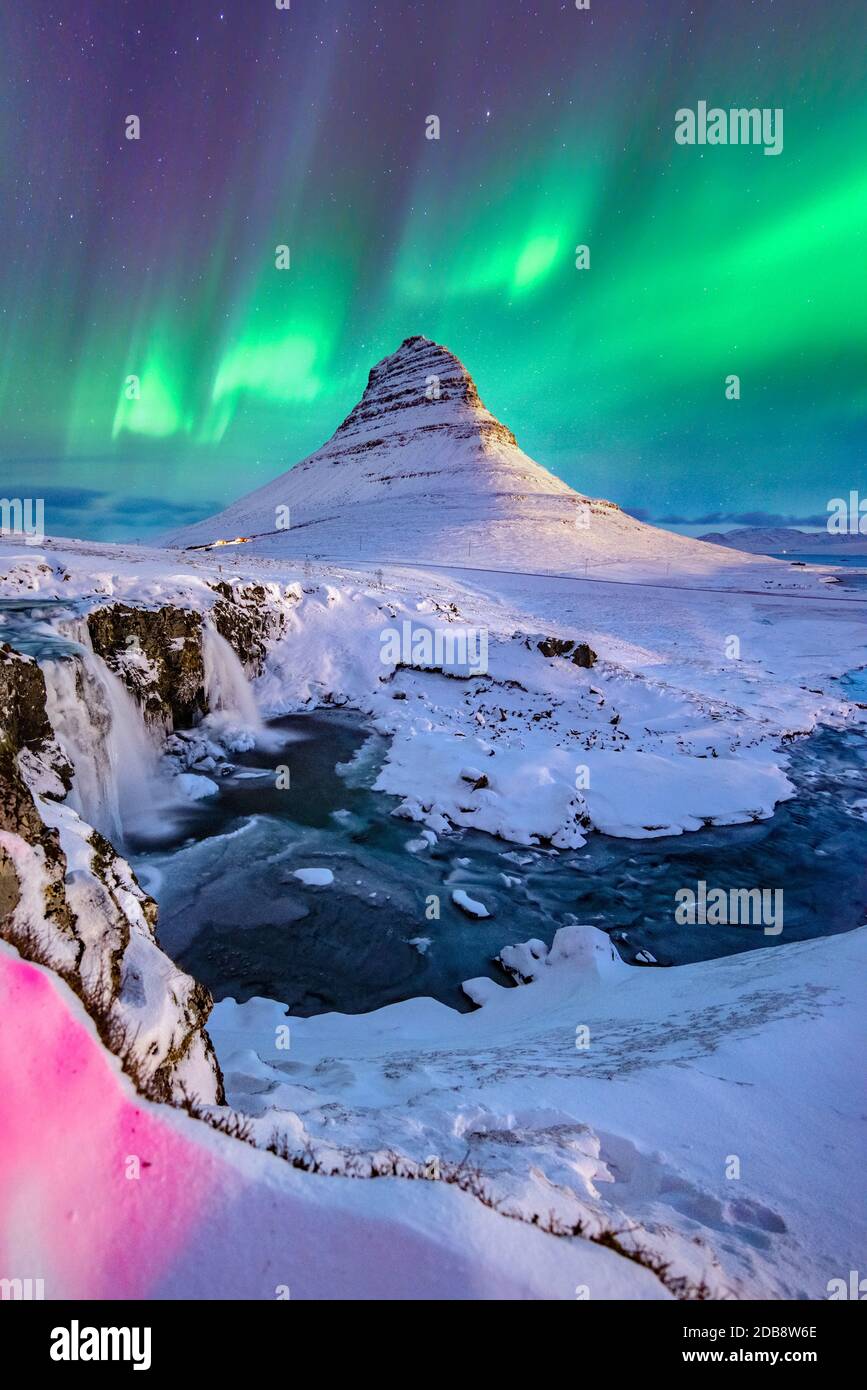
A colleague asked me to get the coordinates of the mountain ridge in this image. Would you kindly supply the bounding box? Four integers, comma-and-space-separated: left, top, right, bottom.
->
700, 526, 867, 556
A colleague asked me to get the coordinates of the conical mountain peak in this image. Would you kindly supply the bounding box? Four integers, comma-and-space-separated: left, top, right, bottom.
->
327, 335, 518, 453
166, 333, 620, 563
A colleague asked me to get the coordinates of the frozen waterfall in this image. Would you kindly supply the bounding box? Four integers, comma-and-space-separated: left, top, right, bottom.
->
201, 622, 264, 743
37, 617, 265, 846
41, 627, 170, 845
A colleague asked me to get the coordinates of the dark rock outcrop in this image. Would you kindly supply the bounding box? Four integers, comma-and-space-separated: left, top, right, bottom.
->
87, 604, 206, 729
331, 335, 520, 452
0, 645, 76, 940
208, 580, 287, 676
536, 637, 598, 668
87, 583, 287, 727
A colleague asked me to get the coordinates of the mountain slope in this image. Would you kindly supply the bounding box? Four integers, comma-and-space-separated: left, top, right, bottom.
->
166, 336, 795, 582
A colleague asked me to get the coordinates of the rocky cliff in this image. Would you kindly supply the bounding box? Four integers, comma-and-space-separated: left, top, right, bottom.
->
86, 579, 287, 725
0, 644, 224, 1105
0, 578, 294, 1102
327, 334, 522, 454
87, 603, 206, 728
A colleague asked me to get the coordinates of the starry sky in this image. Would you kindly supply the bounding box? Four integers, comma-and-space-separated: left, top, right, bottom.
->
1, 0, 864, 540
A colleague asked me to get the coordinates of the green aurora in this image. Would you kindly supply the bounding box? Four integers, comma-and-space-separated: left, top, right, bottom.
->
1, 0, 864, 537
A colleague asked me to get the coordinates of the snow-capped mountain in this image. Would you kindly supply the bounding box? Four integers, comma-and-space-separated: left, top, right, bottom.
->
700, 526, 867, 556
166, 336, 770, 581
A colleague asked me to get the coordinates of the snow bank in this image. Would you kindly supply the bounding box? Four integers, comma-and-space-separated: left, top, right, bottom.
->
495, 924, 630, 986
377, 734, 793, 846
0, 944, 666, 1300
211, 927, 867, 1299
176, 772, 220, 800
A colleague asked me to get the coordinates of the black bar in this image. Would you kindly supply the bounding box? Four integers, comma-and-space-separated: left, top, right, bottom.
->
2, 1296, 860, 1374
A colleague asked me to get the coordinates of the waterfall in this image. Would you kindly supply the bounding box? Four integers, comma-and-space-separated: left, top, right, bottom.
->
41, 625, 169, 845
36, 618, 263, 846
201, 623, 263, 741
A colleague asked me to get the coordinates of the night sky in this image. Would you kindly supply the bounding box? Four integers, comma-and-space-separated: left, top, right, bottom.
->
1, 0, 864, 540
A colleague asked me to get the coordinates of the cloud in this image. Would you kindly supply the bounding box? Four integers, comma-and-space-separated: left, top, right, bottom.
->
0, 485, 220, 541
624, 507, 828, 529
31, 486, 110, 507
114, 496, 221, 521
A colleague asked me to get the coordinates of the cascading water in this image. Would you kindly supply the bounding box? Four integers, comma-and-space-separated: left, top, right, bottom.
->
41, 622, 170, 845
32, 613, 265, 847
201, 622, 264, 743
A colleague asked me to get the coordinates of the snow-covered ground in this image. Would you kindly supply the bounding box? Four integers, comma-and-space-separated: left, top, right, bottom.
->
210, 923, 867, 1299
1, 462, 865, 1299
0, 944, 665, 1300
2, 919, 863, 1299
3, 534, 865, 848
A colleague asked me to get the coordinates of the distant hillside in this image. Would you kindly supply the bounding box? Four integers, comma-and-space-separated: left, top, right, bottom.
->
699, 526, 867, 557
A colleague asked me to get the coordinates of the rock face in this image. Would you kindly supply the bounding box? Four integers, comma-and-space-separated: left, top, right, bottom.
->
209, 580, 288, 676
86, 581, 287, 724
88, 604, 206, 729
328, 334, 521, 454
0, 645, 224, 1105
0, 645, 67, 771
0, 645, 75, 937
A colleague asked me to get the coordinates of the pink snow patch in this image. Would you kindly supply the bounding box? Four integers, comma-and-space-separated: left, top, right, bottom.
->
0, 951, 220, 1299
0, 947, 673, 1300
